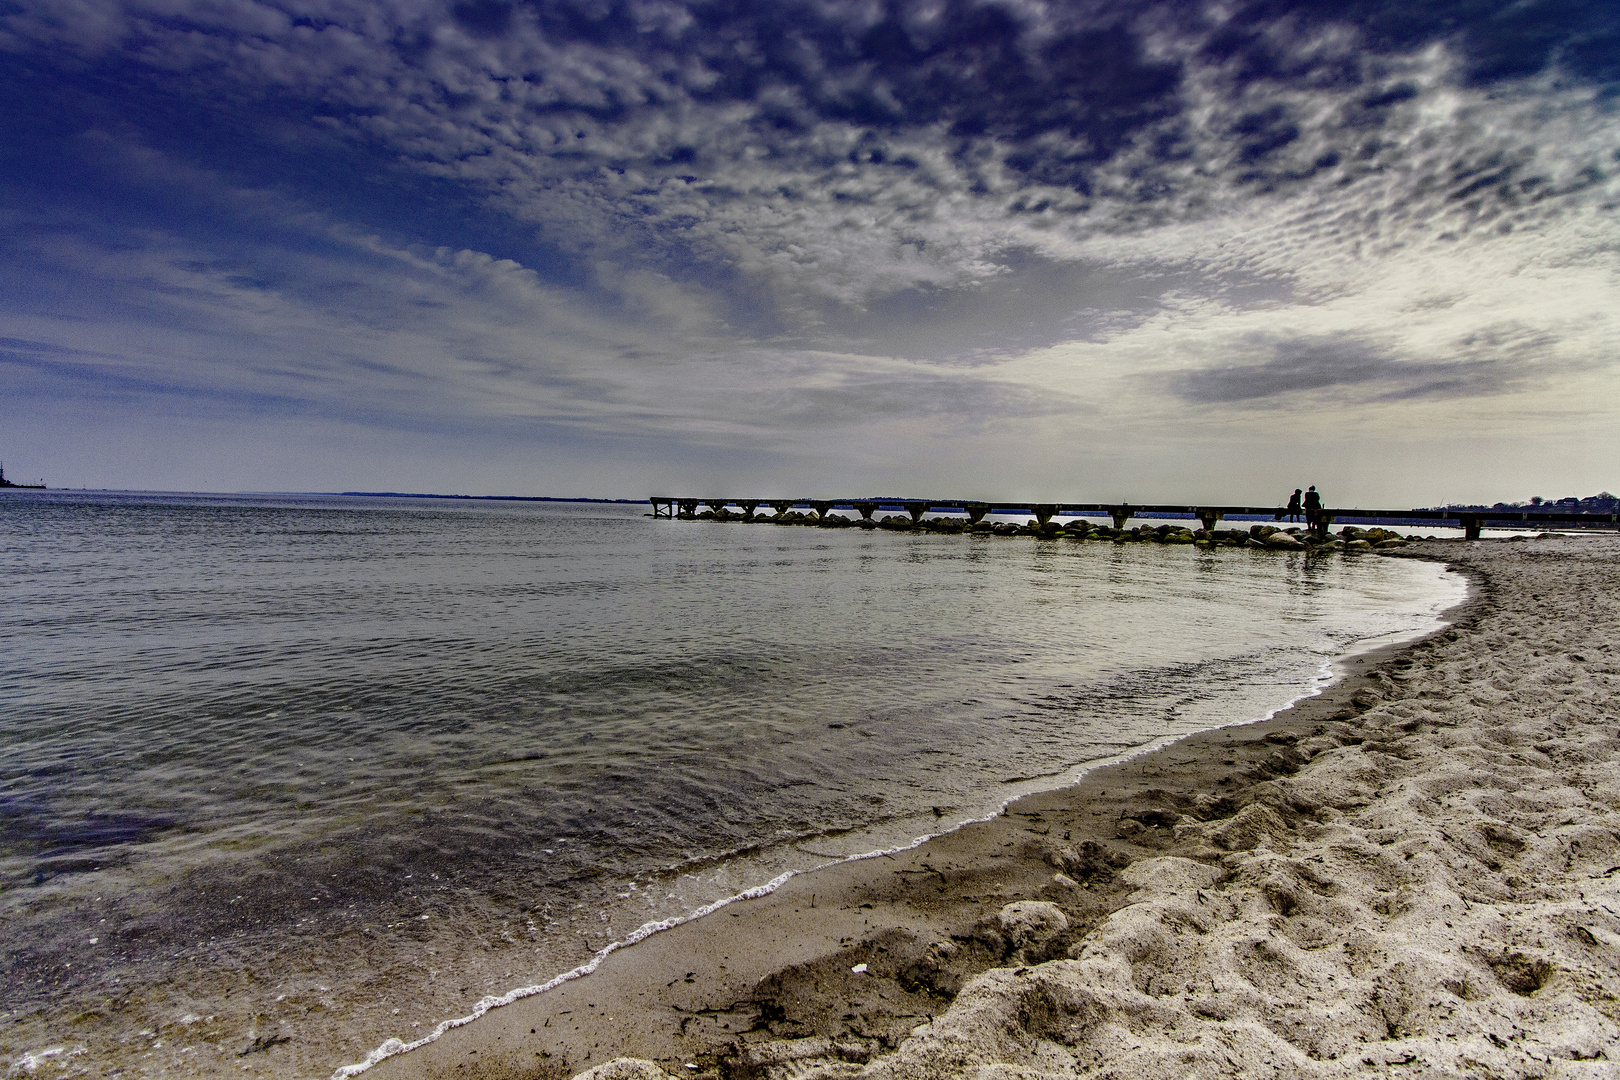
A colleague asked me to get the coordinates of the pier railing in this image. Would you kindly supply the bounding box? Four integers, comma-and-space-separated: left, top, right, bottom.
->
648, 498, 1619, 540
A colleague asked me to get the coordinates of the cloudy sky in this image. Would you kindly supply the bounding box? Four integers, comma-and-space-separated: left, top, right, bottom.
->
2, 0, 1615, 503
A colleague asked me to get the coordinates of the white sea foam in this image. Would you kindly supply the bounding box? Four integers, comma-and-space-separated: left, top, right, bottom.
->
329, 871, 797, 1078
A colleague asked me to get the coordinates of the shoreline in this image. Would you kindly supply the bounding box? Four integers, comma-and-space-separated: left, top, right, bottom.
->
0, 505, 1465, 1080
364, 547, 1488, 1080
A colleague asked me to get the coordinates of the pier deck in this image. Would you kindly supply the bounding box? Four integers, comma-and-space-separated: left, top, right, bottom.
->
648, 498, 1619, 540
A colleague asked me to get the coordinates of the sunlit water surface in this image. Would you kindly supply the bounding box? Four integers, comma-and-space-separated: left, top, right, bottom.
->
0, 493, 1466, 1077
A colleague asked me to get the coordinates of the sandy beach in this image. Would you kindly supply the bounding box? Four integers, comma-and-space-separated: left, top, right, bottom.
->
365, 534, 1620, 1080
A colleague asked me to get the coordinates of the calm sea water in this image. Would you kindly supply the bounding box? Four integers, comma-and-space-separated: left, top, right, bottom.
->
0, 492, 1465, 1078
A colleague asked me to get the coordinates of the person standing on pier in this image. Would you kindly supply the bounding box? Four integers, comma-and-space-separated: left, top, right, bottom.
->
1303, 486, 1323, 531
1286, 489, 1303, 522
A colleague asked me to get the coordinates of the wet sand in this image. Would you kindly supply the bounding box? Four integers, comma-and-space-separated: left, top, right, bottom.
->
368, 535, 1620, 1080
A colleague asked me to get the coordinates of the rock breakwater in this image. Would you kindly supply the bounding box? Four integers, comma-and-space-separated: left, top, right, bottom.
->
683, 506, 1419, 551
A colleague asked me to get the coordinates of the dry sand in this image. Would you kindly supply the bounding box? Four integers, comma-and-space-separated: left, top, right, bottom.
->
369, 535, 1620, 1080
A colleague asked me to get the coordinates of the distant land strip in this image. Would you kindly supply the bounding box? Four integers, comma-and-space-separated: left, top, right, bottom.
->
336, 492, 640, 503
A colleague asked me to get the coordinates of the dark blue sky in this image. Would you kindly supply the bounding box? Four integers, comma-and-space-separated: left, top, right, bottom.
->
2, 0, 1615, 500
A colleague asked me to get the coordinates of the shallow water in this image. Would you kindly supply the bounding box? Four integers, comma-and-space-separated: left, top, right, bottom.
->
0, 492, 1465, 1078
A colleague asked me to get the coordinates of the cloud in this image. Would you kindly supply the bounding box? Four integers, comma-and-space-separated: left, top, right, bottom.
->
1165, 325, 1572, 405
0, 140, 1079, 449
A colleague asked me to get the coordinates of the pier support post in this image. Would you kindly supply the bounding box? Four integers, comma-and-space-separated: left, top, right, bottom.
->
905, 502, 928, 524
1108, 505, 1132, 530
1461, 515, 1483, 541
1195, 509, 1223, 532
649, 498, 674, 518
678, 499, 699, 518
811, 501, 834, 521
704, 500, 730, 517
738, 501, 759, 517
853, 501, 879, 521
1033, 504, 1056, 527
769, 501, 793, 517
1308, 511, 1333, 540
964, 503, 990, 525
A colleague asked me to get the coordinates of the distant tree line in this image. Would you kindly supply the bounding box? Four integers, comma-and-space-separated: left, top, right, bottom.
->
1433, 492, 1618, 513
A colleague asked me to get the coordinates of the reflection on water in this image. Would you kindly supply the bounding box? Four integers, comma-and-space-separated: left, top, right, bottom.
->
0, 492, 1464, 1077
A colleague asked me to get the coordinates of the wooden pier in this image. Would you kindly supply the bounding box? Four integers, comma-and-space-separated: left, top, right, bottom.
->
648, 498, 1620, 541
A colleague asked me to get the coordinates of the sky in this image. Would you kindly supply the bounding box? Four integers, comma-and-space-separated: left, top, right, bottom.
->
2, 0, 1616, 504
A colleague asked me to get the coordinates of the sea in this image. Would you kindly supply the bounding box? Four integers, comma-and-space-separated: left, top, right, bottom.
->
0, 492, 1468, 1078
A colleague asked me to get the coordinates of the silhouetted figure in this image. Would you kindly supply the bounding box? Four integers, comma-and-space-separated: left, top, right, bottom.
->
1286, 489, 1303, 523
1304, 486, 1323, 534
